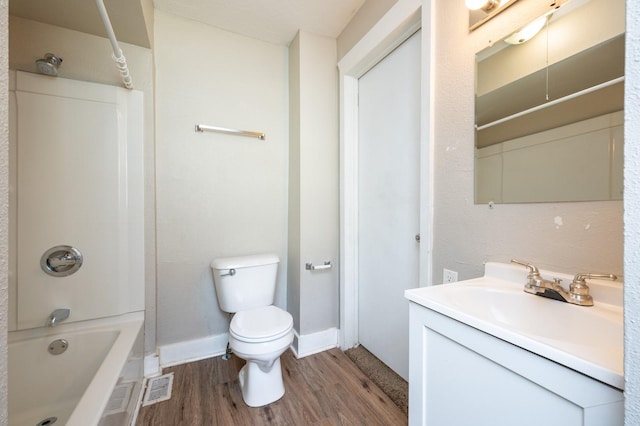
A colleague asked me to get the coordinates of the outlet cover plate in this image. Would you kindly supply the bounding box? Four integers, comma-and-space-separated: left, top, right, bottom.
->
443, 269, 458, 283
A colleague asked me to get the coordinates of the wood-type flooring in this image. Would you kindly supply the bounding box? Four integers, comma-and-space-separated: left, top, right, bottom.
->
136, 348, 407, 425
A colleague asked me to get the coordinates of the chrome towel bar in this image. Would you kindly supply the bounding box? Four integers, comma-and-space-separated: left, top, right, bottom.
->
195, 124, 266, 140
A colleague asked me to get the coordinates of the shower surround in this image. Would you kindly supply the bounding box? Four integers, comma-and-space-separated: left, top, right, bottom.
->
8, 70, 145, 425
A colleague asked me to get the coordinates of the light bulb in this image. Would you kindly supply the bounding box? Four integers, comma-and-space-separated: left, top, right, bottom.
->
465, 0, 498, 11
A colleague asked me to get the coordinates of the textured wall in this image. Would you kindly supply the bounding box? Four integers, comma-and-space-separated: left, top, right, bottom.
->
431, 0, 634, 419
431, 0, 624, 284
624, 0, 640, 422
0, 0, 8, 423
154, 10, 288, 346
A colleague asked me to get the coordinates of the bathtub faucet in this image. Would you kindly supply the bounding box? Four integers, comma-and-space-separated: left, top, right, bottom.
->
47, 308, 70, 327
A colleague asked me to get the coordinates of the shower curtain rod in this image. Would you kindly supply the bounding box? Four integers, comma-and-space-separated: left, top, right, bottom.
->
95, 0, 133, 89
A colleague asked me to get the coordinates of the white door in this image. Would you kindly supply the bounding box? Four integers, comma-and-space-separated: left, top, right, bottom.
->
357, 30, 421, 380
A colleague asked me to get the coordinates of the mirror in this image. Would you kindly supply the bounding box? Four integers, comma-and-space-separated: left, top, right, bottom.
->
474, 0, 625, 204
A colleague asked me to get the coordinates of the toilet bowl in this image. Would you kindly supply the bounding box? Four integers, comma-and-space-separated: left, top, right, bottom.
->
229, 305, 294, 407
210, 254, 293, 407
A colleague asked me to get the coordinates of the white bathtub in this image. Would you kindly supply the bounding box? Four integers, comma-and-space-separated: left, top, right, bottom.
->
8, 312, 144, 426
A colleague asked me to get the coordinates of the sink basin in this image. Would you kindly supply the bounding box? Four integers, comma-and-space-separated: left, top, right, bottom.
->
405, 262, 623, 389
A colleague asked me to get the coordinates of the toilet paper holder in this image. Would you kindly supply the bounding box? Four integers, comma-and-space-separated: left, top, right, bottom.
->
305, 261, 332, 271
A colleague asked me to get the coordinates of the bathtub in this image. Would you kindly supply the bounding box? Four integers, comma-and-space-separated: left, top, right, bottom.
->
8, 311, 144, 426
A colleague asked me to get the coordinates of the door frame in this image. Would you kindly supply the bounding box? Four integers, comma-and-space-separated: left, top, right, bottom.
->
337, 0, 435, 349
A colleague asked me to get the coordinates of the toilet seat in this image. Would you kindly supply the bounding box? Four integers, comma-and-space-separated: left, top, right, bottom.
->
230, 305, 293, 343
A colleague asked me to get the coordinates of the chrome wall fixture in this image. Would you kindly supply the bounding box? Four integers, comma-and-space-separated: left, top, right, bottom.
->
40, 245, 83, 277
195, 124, 266, 140
46, 308, 71, 327
48, 339, 69, 355
35, 53, 63, 76
305, 261, 332, 271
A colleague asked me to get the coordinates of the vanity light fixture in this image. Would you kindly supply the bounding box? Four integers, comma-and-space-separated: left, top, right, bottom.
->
504, 14, 550, 45
465, 0, 500, 12
467, 0, 519, 31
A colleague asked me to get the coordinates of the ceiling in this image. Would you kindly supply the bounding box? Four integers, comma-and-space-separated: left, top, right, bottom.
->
10, 0, 152, 48
9, 0, 366, 49
153, 0, 365, 46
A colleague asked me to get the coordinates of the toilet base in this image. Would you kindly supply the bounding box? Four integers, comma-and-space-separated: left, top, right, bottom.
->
238, 357, 285, 407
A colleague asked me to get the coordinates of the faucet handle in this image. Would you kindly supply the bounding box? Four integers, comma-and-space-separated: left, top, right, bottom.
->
510, 259, 540, 276
567, 273, 617, 306
572, 273, 618, 283
570, 273, 617, 295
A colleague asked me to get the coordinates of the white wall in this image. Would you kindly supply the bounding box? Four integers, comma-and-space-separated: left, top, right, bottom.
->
624, 0, 640, 422
431, 0, 623, 282
154, 10, 289, 348
0, 0, 8, 422
7, 17, 157, 354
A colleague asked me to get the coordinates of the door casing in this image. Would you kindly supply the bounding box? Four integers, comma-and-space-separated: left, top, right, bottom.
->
337, 1, 435, 349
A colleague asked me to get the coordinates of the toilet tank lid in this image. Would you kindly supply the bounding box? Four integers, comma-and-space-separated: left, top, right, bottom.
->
211, 253, 280, 270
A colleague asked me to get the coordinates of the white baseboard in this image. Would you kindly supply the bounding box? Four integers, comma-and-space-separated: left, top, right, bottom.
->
291, 327, 338, 358
144, 354, 161, 378
158, 333, 228, 368
157, 328, 338, 367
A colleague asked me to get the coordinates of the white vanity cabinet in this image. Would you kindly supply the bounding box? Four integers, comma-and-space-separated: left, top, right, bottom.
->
405, 262, 624, 426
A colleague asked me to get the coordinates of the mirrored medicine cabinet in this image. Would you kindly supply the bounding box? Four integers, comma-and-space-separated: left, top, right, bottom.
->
474, 0, 625, 204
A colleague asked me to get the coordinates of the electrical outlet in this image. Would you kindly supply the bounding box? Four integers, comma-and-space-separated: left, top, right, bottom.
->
443, 269, 458, 283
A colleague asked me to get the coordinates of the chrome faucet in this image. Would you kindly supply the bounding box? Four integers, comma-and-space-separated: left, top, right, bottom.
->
47, 308, 70, 327
510, 259, 617, 307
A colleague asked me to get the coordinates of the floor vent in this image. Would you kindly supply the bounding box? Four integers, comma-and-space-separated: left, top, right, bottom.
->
104, 382, 134, 415
142, 373, 174, 407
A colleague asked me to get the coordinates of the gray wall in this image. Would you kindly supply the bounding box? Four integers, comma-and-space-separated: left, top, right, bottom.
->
337, 0, 398, 61
288, 31, 339, 345
153, 10, 289, 347
431, 0, 623, 283
0, 0, 8, 422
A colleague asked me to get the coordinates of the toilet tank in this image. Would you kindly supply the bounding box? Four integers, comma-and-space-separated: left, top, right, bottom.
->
210, 254, 280, 313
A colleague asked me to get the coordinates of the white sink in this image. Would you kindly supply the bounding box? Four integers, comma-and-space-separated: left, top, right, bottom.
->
405, 262, 623, 389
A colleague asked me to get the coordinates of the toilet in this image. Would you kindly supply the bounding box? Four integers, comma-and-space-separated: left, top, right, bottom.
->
210, 253, 293, 407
